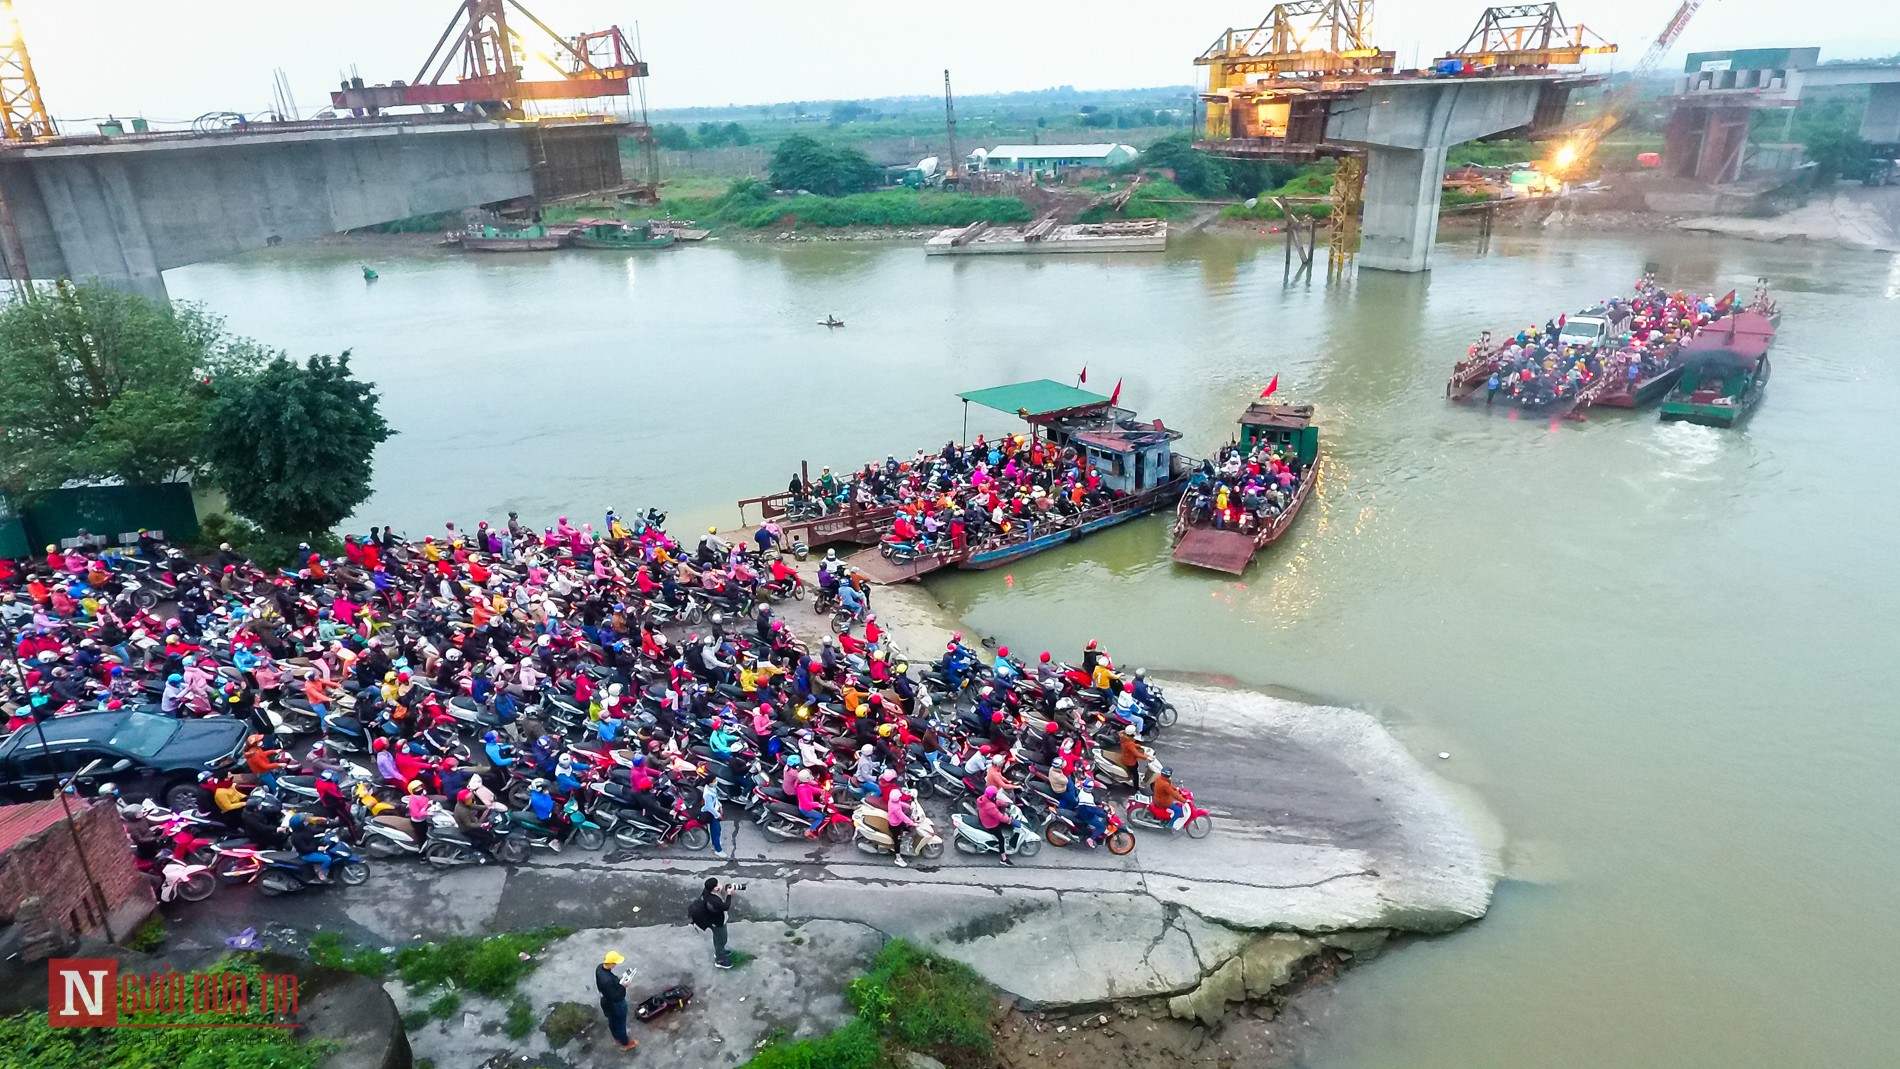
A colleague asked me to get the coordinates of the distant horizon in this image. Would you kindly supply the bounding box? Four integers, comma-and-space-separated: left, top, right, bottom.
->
16, 1, 1899, 127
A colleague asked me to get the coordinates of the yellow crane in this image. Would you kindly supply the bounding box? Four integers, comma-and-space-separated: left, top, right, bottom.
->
0, 0, 52, 140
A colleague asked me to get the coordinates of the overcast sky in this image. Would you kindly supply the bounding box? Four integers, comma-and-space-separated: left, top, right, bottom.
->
19, 1, 1896, 124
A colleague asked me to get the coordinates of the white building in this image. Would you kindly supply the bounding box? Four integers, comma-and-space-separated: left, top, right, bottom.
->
967, 143, 1140, 174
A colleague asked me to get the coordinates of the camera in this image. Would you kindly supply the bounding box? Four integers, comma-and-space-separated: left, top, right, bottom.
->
732, 882, 748, 892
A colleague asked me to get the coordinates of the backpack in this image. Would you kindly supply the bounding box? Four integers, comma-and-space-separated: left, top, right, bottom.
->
687, 896, 713, 930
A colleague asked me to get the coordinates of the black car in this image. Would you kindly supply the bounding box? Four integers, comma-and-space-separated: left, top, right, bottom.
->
0, 712, 247, 811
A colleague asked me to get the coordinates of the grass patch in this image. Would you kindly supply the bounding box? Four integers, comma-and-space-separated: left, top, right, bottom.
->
306, 931, 391, 979
0, 958, 325, 1068
123, 914, 166, 953
426, 992, 461, 1021
402, 1009, 431, 1031
1077, 177, 1195, 223
504, 998, 536, 1040
742, 940, 992, 1069
745, 1018, 883, 1069
541, 1002, 594, 1049
393, 925, 573, 997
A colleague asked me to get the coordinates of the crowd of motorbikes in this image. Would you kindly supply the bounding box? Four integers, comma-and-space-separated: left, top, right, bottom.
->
2, 505, 1212, 911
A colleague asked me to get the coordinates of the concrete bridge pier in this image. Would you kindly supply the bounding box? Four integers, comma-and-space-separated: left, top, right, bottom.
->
1326, 78, 1554, 273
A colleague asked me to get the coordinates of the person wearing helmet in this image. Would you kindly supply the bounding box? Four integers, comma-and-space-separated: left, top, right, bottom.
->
696, 770, 725, 855
1081, 639, 1105, 678
697, 527, 726, 566
793, 767, 827, 840
976, 785, 1016, 866
288, 812, 335, 882
992, 646, 1020, 684
1150, 766, 1188, 830
1118, 725, 1150, 787
885, 788, 918, 867
1112, 677, 1146, 737
159, 672, 188, 717
1074, 784, 1111, 848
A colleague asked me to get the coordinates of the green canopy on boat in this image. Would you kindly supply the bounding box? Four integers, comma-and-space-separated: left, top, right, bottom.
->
956, 379, 1112, 423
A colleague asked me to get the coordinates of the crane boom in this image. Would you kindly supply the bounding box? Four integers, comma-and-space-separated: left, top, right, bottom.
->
1552, 0, 1707, 173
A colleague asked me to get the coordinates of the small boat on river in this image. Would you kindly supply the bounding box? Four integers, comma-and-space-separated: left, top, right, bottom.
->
569, 221, 677, 250
454, 223, 569, 252
1659, 307, 1777, 427
1170, 402, 1319, 574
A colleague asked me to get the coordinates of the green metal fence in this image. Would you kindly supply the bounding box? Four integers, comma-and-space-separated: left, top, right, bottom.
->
0, 484, 201, 558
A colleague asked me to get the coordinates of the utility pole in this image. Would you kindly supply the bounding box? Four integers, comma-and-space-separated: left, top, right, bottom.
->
943, 69, 960, 185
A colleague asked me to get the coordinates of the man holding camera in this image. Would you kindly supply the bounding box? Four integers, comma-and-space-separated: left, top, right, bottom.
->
689, 876, 740, 969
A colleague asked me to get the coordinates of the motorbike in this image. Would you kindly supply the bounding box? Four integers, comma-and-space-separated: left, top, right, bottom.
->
1126, 786, 1213, 839
878, 537, 925, 564
1030, 793, 1137, 855
851, 806, 945, 861
420, 818, 495, 869
152, 856, 218, 903
257, 836, 371, 896
760, 796, 854, 844
948, 801, 1042, 858
491, 797, 606, 859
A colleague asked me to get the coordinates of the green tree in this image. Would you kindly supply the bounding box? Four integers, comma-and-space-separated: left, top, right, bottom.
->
769, 135, 880, 195
723, 121, 752, 146
653, 123, 693, 150
1138, 133, 1227, 196
0, 282, 266, 495
203, 352, 391, 539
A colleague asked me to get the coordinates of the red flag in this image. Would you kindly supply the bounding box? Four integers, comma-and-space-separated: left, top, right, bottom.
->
1259, 374, 1279, 399
1078, 366, 1087, 384
1109, 378, 1122, 406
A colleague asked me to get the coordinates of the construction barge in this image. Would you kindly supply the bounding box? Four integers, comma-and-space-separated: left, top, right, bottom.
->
924, 218, 1167, 256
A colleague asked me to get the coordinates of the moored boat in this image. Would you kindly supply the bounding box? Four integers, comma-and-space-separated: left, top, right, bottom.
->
1659, 308, 1776, 427
1170, 402, 1319, 574
569, 220, 678, 250
454, 223, 569, 252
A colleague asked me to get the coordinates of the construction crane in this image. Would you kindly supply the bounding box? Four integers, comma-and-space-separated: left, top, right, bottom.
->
0, 0, 53, 140
1548, 0, 1707, 174
1434, 4, 1616, 72
943, 69, 959, 186
1196, 0, 1395, 144
330, 0, 650, 119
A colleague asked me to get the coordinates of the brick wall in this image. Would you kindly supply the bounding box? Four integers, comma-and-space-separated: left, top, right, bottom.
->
0, 799, 154, 940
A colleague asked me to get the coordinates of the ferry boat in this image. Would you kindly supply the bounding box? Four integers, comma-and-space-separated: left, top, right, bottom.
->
736, 379, 1193, 582
1170, 402, 1319, 574
1659, 308, 1777, 427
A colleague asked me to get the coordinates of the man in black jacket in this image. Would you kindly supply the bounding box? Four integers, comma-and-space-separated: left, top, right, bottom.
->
595, 950, 636, 1051
691, 878, 737, 969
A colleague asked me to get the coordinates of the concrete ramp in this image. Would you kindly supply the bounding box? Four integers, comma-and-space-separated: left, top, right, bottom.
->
846, 547, 951, 585
1172, 529, 1257, 574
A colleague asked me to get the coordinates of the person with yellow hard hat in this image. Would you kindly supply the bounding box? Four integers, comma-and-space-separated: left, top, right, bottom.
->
595, 949, 637, 1050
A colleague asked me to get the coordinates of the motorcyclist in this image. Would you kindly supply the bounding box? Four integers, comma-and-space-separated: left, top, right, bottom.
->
885, 788, 918, 868
1151, 767, 1188, 830
1074, 784, 1111, 847
976, 785, 1015, 867
287, 812, 333, 882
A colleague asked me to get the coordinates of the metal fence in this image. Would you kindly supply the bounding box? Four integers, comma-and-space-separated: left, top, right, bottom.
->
0, 483, 201, 559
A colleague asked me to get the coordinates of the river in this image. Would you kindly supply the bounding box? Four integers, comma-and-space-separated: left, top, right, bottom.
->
168, 226, 1900, 1069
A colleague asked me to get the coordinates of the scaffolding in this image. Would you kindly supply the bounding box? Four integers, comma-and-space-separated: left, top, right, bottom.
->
0, 0, 53, 141
1435, 4, 1616, 71
1328, 154, 1362, 276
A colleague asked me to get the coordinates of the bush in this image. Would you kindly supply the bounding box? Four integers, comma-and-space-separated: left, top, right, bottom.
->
426, 991, 461, 1021
851, 941, 992, 1064
726, 190, 1032, 230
